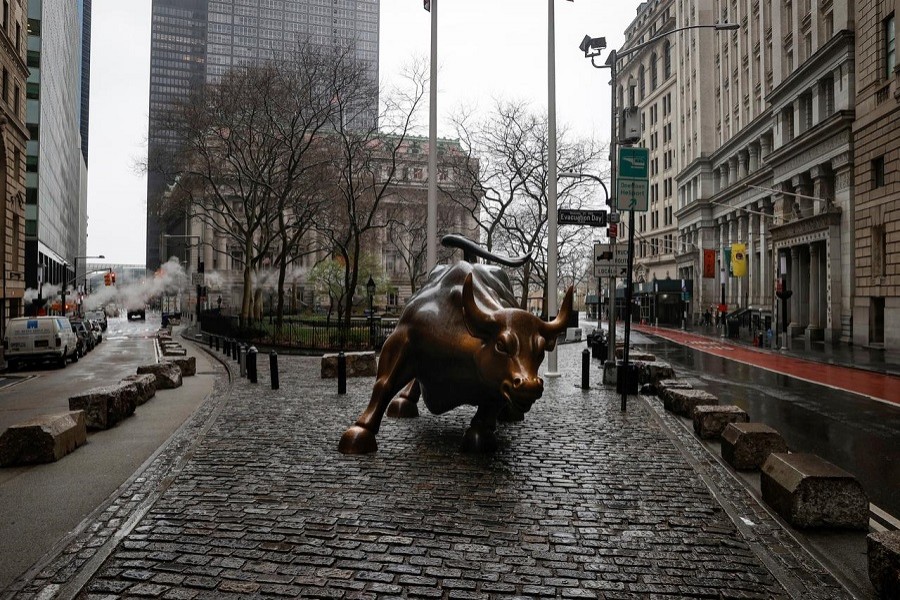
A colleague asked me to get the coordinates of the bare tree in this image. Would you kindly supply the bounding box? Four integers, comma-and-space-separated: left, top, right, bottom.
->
154, 42, 349, 325
445, 99, 607, 312
314, 58, 429, 328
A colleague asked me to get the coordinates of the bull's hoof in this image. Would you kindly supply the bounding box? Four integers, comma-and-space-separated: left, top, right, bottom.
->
498, 404, 525, 422
338, 426, 378, 454
461, 427, 498, 453
386, 398, 419, 418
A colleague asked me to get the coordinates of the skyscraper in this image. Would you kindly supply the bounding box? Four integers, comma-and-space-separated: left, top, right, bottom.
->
146, 0, 380, 270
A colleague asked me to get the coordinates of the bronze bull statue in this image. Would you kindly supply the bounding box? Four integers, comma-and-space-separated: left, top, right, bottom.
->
339, 235, 574, 454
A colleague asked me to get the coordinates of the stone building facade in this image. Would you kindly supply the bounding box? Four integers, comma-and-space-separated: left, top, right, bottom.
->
0, 0, 28, 346
673, 0, 855, 348
853, 0, 900, 348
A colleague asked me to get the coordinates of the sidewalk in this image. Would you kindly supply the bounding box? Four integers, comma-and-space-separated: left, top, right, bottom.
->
669, 320, 900, 378
3, 340, 866, 599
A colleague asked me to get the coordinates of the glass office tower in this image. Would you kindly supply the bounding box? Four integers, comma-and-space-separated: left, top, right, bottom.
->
146, 0, 380, 271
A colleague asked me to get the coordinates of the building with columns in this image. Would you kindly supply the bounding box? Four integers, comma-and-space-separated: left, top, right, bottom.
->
618, 0, 683, 324
853, 0, 900, 349
673, 0, 855, 347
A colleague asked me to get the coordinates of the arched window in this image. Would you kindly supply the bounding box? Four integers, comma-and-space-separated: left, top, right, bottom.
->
650, 52, 658, 91
663, 40, 672, 78
638, 65, 646, 101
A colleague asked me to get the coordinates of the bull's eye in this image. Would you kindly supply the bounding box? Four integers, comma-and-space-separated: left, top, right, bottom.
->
495, 339, 508, 354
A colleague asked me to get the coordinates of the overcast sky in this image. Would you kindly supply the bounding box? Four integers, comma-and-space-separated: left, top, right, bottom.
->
86, 1, 639, 265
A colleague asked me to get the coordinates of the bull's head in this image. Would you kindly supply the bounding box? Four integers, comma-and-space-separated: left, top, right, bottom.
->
462, 273, 574, 413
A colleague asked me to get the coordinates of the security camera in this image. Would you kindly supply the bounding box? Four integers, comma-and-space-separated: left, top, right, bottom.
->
579, 35, 606, 54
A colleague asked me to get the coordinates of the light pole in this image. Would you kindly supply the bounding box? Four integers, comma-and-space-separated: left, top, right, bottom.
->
162, 234, 202, 324
558, 171, 616, 363
580, 21, 739, 410
366, 276, 376, 349
70, 255, 105, 317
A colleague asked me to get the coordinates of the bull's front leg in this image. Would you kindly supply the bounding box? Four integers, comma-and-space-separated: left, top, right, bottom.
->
339, 336, 413, 455
461, 400, 504, 453
386, 380, 420, 418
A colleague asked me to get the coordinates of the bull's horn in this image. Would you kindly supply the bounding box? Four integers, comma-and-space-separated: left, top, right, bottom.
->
541, 286, 574, 341
462, 272, 498, 338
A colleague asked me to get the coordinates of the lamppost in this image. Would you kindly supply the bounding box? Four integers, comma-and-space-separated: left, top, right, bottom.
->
558, 171, 614, 363
580, 21, 739, 410
162, 234, 202, 325
69, 255, 105, 317
366, 276, 376, 349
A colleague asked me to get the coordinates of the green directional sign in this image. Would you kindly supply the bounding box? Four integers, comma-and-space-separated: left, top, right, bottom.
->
617, 146, 650, 212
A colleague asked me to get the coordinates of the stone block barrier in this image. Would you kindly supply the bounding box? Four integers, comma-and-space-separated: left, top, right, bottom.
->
657, 379, 693, 409
720, 422, 789, 470
0, 411, 87, 466
692, 405, 750, 439
868, 530, 900, 598
167, 356, 196, 377
761, 452, 869, 530
321, 351, 377, 378
667, 388, 718, 417
122, 373, 157, 405
137, 362, 183, 390
603, 359, 675, 390
68, 383, 139, 430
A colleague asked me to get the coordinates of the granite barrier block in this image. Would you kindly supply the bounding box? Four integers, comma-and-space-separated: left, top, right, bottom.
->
321, 352, 377, 378
721, 422, 788, 470
0, 411, 87, 466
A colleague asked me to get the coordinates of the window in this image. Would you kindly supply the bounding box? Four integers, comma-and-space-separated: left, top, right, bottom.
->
886, 14, 896, 78
872, 156, 886, 188
650, 52, 658, 91
872, 224, 886, 277
663, 41, 672, 78
638, 65, 645, 101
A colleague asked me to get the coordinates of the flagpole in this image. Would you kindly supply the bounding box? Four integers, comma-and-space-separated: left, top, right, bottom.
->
427, 0, 438, 271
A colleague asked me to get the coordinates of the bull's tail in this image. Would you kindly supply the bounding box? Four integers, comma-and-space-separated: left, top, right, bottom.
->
441, 234, 531, 267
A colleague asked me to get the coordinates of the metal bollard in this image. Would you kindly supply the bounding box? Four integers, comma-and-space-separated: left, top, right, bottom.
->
214, 335, 220, 351
247, 346, 258, 383
239, 345, 246, 378
337, 351, 347, 395
208, 334, 213, 349
270, 351, 279, 390
232, 340, 239, 361
581, 348, 590, 390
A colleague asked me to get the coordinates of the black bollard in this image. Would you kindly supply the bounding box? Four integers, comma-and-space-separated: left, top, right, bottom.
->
269, 351, 279, 390
232, 340, 239, 361
337, 351, 347, 395
581, 348, 590, 390
214, 335, 220, 351
239, 345, 246, 377
208, 334, 213, 349
247, 346, 258, 383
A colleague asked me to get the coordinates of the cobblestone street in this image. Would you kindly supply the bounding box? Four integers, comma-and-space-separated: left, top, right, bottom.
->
6, 342, 852, 599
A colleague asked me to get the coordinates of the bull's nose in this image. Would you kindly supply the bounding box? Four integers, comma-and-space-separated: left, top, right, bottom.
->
512, 377, 543, 392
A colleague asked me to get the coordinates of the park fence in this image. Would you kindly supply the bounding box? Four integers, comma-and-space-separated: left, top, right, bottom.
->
200, 313, 395, 353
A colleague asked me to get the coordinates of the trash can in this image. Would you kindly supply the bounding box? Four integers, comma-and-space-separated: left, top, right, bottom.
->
615, 360, 639, 395
727, 318, 739, 338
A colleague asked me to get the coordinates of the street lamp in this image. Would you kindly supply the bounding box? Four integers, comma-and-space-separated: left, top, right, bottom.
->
580, 21, 739, 411
558, 170, 615, 363
366, 275, 376, 349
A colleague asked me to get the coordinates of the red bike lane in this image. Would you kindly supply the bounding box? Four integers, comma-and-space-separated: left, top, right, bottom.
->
634, 324, 900, 407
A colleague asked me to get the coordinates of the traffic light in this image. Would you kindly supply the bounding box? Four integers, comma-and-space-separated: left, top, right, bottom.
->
104, 272, 112, 286
111, 272, 116, 284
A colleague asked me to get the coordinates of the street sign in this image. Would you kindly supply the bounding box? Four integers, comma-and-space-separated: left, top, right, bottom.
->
608, 211, 621, 224
608, 223, 618, 237
617, 179, 649, 212
617, 146, 650, 212
595, 265, 628, 278
558, 208, 607, 227
192, 273, 205, 286
594, 243, 628, 266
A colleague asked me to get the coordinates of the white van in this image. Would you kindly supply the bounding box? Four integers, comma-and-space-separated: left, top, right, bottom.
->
3, 316, 79, 370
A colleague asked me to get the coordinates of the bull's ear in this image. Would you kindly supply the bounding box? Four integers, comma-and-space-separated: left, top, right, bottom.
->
541, 286, 574, 345
462, 273, 498, 339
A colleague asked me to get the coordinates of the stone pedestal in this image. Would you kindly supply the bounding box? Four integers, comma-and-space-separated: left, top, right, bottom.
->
761, 452, 869, 529
0, 411, 87, 466
868, 530, 900, 598
720, 422, 788, 470
692, 405, 750, 439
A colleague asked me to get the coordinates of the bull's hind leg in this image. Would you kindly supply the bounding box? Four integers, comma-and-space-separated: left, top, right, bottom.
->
461, 402, 503, 453
386, 380, 420, 418
338, 335, 413, 455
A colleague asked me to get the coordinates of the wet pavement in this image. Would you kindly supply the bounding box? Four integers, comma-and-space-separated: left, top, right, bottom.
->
2, 340, 860, 599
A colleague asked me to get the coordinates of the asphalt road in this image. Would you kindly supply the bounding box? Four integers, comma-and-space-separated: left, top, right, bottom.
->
0, 317, 217, 591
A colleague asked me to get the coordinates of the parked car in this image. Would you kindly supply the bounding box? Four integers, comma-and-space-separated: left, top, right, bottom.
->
70, 320, 95, 353
84, 310, 108, 331
85, 319, 102, 345
3, 316, 78, 370
70, 322, 89, 358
